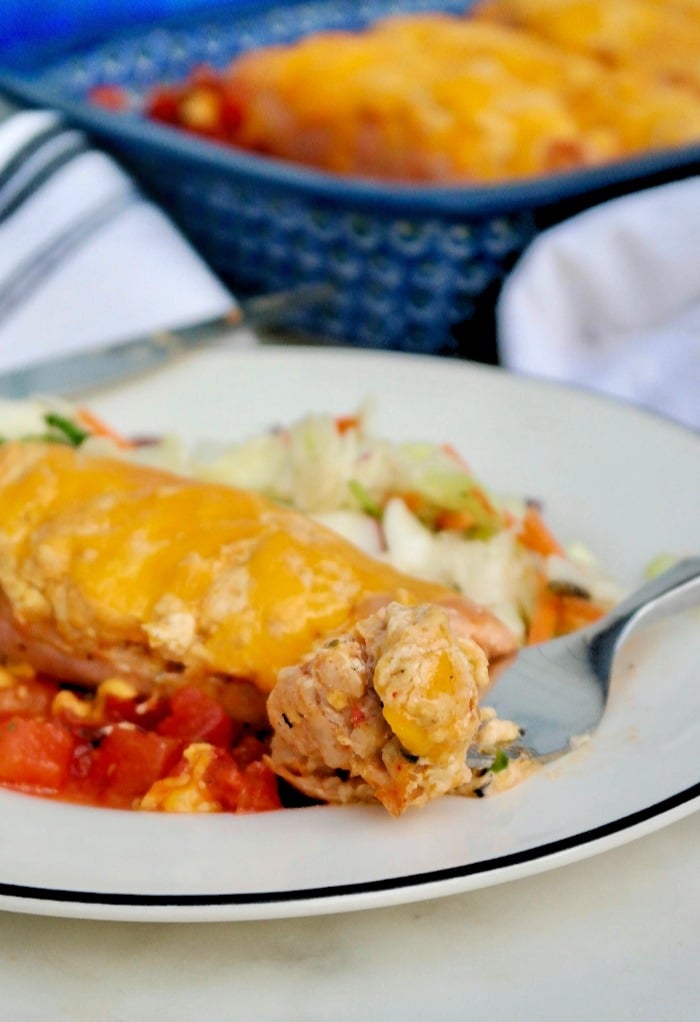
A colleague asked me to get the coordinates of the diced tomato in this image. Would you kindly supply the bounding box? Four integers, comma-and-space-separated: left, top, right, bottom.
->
68, 739, 96, 784
236, 760, 282, 813
231, 732, 270, 769
220, 87, 245, 135
203, 750, 244, 811
0, 676, 58, 720
91, 726, 183, 805
88, 84, 130, 111
98, 691, 142, 726
0, 717, 76, 791
157, 685, 236, 747
0, 673, 279, 812
145, 64, 246, 142
204, 750, 281, 812
146, 87, 183, 125
130, 694, 171, 731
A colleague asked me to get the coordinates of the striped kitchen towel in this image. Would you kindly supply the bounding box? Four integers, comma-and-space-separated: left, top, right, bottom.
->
0, 106, 244, 374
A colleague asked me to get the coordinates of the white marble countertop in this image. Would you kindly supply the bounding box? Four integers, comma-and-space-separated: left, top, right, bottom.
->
1, 810, 697, 1022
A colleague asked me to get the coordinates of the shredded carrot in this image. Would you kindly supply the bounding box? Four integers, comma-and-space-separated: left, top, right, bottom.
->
526, 585, 561, 644
517, 505, 564, 557
435, 508, 477, 532
391, 490, 429, 515
527, 581, 607, 644
472, 486, 501, 520
440, 442, 471, 471
76, 407, 134, 449
335, 415, 361, 435
559, 594, 607, 632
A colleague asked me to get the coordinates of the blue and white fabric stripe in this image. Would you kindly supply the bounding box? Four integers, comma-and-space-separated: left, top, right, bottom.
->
0, 108, 236, 374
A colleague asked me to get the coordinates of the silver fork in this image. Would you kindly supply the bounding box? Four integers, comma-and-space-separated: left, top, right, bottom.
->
469, 557, 700, 769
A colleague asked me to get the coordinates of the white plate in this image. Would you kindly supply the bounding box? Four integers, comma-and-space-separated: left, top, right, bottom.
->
0, 346, 698, 923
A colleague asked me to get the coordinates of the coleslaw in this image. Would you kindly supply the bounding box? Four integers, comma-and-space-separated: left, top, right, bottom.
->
0, 397, 622, 646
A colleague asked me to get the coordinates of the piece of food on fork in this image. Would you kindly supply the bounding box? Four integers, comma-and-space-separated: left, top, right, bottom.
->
268, 601, 500, 816
0, 441, 517, 813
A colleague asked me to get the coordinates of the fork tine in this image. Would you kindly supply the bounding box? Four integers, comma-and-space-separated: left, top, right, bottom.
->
482, 630, 604, 758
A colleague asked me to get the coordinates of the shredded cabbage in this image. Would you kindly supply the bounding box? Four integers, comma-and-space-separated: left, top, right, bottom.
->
175, 406, 622, 638
0, 400, 623, 642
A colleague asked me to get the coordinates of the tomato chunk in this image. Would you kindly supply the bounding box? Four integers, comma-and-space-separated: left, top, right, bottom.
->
0, 676, 58, 720
0, 717, 76, 791
89, 84, 130, 111
206, 753, 281, 813
0, 674, 278, 812
237, 761, 282, 813
91, 726, 183, 805
231, 733, 270, 769
146, 87, 182, 125
157, 685, 235, 747
203, 751, 244, 811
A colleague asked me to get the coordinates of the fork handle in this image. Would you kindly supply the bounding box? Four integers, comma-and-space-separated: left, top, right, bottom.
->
588, 557, 700, 679
605, 557, 700, 627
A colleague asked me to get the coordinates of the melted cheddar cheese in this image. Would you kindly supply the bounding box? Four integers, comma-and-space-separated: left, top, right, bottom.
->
215, 10, 700, 181
0, 442, 492, 694
477, 0, 700, 93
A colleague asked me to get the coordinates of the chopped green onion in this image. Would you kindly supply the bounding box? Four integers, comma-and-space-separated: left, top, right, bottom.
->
43, 413, 89, 447
645, 554, 678, 580
490, 748, 509, 773
347, 479, 382, 518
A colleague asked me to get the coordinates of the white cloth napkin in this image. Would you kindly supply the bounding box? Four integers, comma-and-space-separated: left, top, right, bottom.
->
497, 177, 700, 432
0, 108, 256, 375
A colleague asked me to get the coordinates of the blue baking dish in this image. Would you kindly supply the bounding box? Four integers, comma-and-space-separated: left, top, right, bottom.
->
1, 0, 698, 356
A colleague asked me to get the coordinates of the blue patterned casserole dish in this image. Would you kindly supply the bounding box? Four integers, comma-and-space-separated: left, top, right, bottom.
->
1, 0, 699, 357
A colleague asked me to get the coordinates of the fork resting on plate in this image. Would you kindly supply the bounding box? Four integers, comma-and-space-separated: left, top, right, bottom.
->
469, 557, 700, 769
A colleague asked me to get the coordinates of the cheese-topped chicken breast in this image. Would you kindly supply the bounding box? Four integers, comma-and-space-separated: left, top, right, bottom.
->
476, 0, 700, 93
156, 11, 700, 183
268, 602, 490, 815
0, 442, 516, 757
